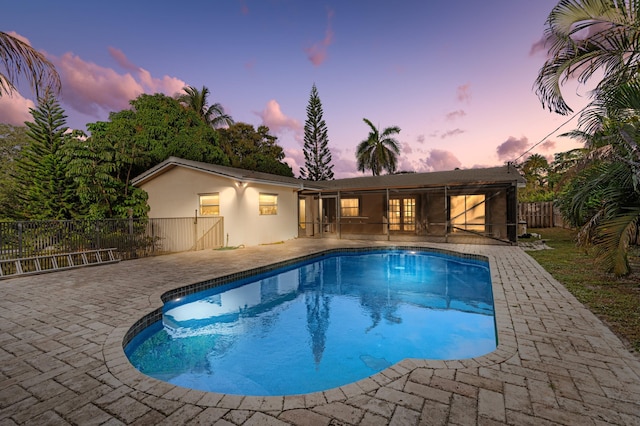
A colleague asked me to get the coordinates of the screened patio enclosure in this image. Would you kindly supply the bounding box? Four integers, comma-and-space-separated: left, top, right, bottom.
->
297, 166, 524, 245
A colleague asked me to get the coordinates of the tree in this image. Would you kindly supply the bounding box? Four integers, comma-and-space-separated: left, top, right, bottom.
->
0, 123, 29, 218
217, 123, 294, 177
88, 93, 229, 183
63, 126, 149, 219
176, 85, 234, 129
534, 0, 640, 117
299, 84, 333, 180
356, 118, 401, 176
0, 31, 61, 98
534, 0, 640, 276
10, 92, 79, 220
518, 154, 552, 202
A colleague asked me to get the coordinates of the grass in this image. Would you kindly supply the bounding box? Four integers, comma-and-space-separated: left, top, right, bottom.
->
525, 227, 640, 354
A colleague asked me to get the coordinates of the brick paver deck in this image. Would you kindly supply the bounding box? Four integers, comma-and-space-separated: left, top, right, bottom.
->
1, 239, 639, 425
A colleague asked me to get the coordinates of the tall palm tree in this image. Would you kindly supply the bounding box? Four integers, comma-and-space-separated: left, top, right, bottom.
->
176, 85, 234, 129
0, 31, 61, 98
356, 118, 401, 176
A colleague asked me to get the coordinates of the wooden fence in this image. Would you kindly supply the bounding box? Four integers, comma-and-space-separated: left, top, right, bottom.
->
518, 202, 566, 229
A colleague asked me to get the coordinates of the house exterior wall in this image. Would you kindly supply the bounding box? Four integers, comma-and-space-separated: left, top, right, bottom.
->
138, 167, 299, 247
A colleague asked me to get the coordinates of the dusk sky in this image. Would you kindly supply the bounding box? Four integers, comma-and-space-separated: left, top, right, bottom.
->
2, 0, 591, 178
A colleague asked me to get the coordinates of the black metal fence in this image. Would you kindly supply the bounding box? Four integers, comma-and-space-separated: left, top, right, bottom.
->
0, 217, 224, 261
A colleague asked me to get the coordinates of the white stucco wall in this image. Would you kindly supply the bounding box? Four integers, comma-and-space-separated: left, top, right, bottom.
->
138, 167, 300, 247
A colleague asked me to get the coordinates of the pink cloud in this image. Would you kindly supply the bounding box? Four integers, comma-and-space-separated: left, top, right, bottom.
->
402, 142, 413, 155
445, 109, 466, 121
496, 136, 529, 161
441, 128, 465, 139
108, 47, 139, 72
540, 139, 556, 151
0, 92, 35, 125
52, 52, 143, 116
244, 59, 256, 71
421, 149, 462, 172
416, 134, 425, 144
6, 31, 29, 44
456, 84, 471, 103
256, 99, 302, 136
529, 35, 547, 56
238, 0, 249, 15
283, 147, 303, 176
49, 49, 185, 118
305, 9, 334, 66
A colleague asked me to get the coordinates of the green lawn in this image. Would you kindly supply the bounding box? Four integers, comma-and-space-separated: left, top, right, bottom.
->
525, 227, 640, 354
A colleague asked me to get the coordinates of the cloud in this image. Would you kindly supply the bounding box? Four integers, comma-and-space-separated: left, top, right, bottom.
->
456, 84, 471, 103
441, 128, 465, 139
529, 35, 547, 56
283, 147, 303, 176
445, 109, 466, 121
421, 149, 462, 172
52, 52, 143, 117
0, 92, 35, 125
49, 49, 186, 118
256, 99, 302, 136
540, 139, 556, 151
401, 142, 412, 155
416, 134, 425, 144
305, 9, 334, 66
239, 0, 249, 15
496, 136, 529, 161
108, 47, 139, 72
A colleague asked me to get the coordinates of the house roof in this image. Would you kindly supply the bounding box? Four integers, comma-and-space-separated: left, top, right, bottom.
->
131, 157, 313, 189
307, 165, 525, 192
132, 157, 525, 191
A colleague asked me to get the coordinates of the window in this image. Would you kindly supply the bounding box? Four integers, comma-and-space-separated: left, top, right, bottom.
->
340, 198, 359, 217
199, 193, 219, 215
299, 198, 306, 229
450, 194, 485, 232
388, 197, 415, 231
259, 193, 278, 215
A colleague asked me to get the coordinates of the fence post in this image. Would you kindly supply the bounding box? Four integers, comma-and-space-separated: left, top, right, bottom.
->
17, 222, 23, 258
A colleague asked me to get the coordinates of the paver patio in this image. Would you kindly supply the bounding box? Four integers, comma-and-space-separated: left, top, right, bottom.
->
1, 238, 639, 425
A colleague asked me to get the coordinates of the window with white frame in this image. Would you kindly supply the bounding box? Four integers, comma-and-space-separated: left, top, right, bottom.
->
199, 193, 220, 215
340, 198, 359, 217
259, 193, 278, 215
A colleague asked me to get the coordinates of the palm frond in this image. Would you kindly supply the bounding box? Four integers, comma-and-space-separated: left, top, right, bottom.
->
592, 207, 640, 275
0, 31, 61, 98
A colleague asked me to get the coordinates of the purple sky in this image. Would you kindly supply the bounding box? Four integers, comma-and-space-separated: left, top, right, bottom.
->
1, 0, 590, 178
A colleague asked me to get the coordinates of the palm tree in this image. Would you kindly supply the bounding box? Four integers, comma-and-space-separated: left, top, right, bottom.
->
521, 153, 550, 188
534, 0, 640, 116
356, 118, 401, 176
176, 85, 234, 129
0, 31, 61, 98
534, 0, 640, 275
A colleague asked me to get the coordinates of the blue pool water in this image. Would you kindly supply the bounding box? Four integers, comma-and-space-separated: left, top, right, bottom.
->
125, 249, 495, 396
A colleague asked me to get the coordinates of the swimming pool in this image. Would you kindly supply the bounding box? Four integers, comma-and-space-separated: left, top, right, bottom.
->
125, 248, 495, 396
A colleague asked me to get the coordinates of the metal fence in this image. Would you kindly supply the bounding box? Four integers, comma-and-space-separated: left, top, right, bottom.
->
0, 217, 224, 261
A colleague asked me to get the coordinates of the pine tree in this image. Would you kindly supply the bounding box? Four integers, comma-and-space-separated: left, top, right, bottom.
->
11, 92, 80, 219
300, 84, 334, 180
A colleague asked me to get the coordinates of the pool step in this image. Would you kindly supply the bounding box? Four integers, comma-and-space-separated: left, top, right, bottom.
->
0, 248, 120, 279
